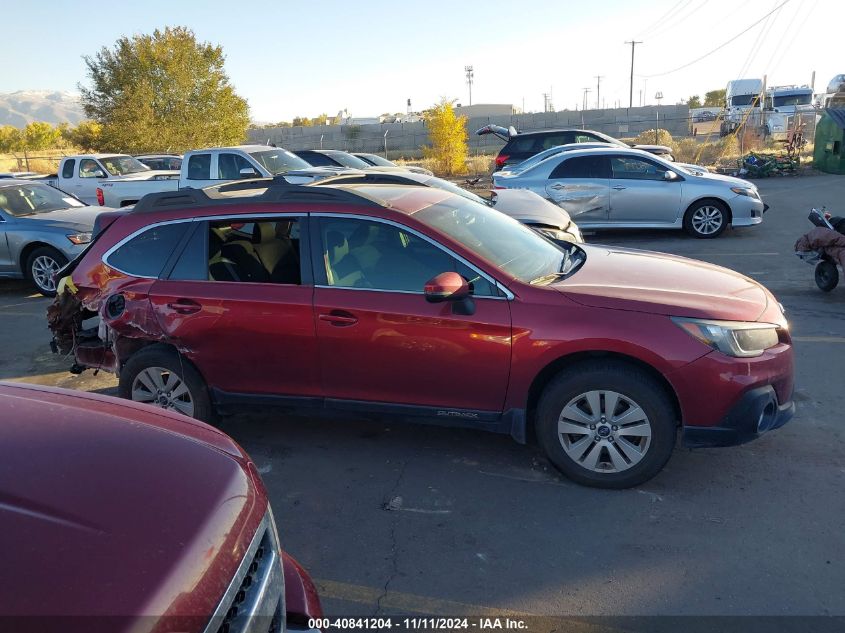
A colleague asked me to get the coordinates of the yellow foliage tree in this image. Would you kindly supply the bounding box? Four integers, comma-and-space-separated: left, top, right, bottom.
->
423, 98, 468, 175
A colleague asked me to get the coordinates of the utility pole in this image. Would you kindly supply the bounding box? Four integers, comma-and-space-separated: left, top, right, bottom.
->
595, 75, 604, 110
464, 65, 474, 106
582, 88, 592, 111
625, 40, 642, 108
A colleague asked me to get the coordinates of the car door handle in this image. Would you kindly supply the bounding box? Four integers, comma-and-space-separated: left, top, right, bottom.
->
319, 310, 358, 326
550, 183, 567, 190
612, 185, 627, 190
166, 299, 201, 314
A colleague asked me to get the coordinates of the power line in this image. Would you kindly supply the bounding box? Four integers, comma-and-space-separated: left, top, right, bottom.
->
647, 0, 709, 39
635, 0, 688, 38
642, 0, 792, 78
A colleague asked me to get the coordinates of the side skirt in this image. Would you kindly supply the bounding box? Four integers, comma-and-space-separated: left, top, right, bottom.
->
210, 388, 527, 442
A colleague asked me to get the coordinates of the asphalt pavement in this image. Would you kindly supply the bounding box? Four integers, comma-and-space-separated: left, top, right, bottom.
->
1, 174, 843, 627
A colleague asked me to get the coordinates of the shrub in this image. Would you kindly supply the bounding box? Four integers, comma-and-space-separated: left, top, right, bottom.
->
423, 98, 468, 175
634, 129, 674, 146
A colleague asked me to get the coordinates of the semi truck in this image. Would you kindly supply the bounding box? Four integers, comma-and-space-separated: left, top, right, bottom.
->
720, 78, 764, 137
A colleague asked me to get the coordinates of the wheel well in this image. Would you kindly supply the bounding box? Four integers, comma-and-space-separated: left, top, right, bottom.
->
524, 351, 682, 443
685, 197, 732, 223
19, 241, 55, 274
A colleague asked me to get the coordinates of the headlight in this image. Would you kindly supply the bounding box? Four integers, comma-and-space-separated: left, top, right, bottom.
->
672, 317, 781, 357
67, 232, 92, 245
731, 186, 759, 199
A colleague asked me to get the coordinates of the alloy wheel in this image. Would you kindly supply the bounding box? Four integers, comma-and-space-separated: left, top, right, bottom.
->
691, 206, 724, 235
131, 366, 195, 417
557, 390, 653, 473
31, 255, 60, 293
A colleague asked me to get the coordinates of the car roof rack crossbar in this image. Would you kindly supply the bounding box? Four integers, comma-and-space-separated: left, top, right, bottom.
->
130, 178, 382, 213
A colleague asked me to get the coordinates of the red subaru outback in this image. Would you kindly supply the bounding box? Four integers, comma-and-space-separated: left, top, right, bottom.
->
49, 180, 794, 488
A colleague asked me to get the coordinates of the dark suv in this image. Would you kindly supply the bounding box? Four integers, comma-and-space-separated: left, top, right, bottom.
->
49, 180, 793, 488
477, 126, 674, 170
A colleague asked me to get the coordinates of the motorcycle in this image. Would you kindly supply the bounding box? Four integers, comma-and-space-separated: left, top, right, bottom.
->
795, 208, 845, 291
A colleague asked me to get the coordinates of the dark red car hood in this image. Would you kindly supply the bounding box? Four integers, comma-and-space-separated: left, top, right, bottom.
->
553, 244, 777, 322
0, 382, 265, 627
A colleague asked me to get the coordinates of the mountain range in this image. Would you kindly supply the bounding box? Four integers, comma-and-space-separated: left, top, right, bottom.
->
0, 90, 86, 127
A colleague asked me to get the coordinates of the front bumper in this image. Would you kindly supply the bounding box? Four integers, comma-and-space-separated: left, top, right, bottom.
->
730, 196, 766, 227
683, 385, 794, 448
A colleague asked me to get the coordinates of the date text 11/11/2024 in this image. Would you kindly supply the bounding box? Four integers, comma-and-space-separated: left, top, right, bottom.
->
307, 618, 528, 630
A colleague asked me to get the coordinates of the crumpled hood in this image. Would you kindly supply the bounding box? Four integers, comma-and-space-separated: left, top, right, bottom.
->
0, 382, 263, 621
553, 244, 772, 321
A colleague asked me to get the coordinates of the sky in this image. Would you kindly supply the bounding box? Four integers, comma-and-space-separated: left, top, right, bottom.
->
1, 0, 842, 122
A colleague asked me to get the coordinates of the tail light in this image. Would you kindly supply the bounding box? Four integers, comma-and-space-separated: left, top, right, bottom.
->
495, 154, 509, 168
96, 187, 105, 206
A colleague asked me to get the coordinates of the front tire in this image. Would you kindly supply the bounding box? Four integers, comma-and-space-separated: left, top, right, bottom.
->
26, 246, 68, 297
119, 347, 215, 423
684, 200, 728, 238
536, 361, 677, 489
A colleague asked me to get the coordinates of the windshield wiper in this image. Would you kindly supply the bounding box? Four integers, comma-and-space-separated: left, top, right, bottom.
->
530, 271, 567, 285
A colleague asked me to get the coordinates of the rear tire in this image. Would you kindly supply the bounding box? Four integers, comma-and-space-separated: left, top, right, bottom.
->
815, 261, 839, 292
119, 347, 216, 423
536, 361, 677, 489
26, 246, 68, 297
684, 200, 729, 238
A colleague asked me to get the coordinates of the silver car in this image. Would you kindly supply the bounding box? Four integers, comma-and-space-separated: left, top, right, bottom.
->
0, 180, 109, 295
493, 147, 765, 238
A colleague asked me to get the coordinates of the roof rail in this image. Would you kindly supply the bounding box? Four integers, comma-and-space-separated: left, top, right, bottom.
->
130, 179, 383, 214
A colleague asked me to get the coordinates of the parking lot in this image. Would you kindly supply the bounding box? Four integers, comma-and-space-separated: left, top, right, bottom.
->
1, 174, 844, 624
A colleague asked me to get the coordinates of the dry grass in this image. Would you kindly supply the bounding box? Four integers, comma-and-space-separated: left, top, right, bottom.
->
0, 149, 73, 174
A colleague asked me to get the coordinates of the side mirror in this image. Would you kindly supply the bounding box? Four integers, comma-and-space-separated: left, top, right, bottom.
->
239, 167, 258, 178
93, 170, 106, 179
663, 170, 678, 181
424, 272, 470, 303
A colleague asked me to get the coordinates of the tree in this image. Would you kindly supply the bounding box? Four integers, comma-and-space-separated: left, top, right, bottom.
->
79, 26, 249, 153
687, 95, 702, 109
0, 125, 22, 152
292, 116, 313, 127
66, 120, 103, 151
20, 122, 62, 151
423, 98, 468, 175
704, 89, 726, 107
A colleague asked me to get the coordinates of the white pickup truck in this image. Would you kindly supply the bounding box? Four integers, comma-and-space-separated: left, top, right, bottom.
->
47, 154, 179, 206
94, 145, 340, 208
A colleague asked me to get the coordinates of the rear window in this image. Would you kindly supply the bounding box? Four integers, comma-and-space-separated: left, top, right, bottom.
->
105, 223, 188, 277
503, 136, 538, 154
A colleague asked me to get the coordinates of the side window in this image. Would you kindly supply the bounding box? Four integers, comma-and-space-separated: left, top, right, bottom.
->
187, 154, 211, 180
300, 152, 332, 167
106, 223, 189, 277
611, 156, 668, 181
541, 133, 572, 149
171, 218, 303, 284
550, 156, 610, 179
574, 133, 599, 143
62, 159, 75, 179
319, 218, 497, 296
79, 159, 103, 178
218, 153, 255, 180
